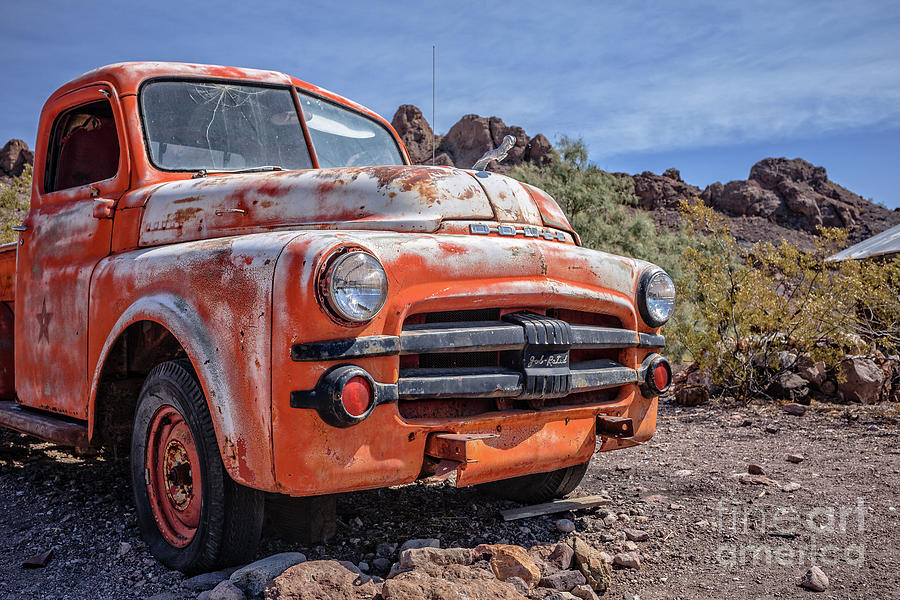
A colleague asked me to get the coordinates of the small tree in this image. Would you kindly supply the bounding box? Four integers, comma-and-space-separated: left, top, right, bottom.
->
674, 198, 899, 400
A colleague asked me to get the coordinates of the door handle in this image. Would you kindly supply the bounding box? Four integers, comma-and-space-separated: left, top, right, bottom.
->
92, 198, 116, 219
11, 225, 27, 231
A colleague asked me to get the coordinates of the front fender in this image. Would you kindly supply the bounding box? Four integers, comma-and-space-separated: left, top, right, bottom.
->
88, 232, 301, 490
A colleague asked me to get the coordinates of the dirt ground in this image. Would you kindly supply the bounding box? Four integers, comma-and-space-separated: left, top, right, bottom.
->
1, 399, 898, 599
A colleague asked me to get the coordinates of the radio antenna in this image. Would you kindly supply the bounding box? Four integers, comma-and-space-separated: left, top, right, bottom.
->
432, 44, 436, 165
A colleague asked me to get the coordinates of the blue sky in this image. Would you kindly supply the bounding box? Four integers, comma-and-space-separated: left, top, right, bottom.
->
2, 1, 899, 208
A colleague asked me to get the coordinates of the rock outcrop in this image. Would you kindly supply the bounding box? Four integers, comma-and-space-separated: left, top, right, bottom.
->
391, 106, 552, 170
631, 157, 900, 247
0, 139, 33, 180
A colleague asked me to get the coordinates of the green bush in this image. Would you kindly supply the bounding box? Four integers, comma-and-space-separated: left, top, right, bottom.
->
0, 165, 32, 244
673, 198, 899, 400
511, 138, 704, 360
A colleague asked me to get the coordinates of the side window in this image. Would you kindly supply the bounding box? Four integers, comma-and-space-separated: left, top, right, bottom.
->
45, 99, 120, 193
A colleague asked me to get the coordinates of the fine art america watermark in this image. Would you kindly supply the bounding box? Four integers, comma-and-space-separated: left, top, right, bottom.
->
715, 498, 867, 567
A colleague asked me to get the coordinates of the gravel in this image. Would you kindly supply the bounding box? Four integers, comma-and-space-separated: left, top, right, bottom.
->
1, 399, 898, 598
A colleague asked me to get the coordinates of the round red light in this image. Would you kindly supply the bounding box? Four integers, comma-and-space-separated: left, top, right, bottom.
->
653, 362, 670, 391
341, 376, 373, 417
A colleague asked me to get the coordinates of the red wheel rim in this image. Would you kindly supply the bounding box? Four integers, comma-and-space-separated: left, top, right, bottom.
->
145, 405, 202, 548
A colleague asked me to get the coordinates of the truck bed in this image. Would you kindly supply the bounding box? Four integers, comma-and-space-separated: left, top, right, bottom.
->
0, 242, 15, 304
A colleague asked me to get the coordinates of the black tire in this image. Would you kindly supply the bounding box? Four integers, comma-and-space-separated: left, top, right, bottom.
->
477, 460, 590, 504
130, 359, 263, 574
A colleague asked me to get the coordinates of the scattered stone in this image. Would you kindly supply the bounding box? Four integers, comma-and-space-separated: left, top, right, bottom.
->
376, 542, 398, 558
782, 403, 808, 416
570, 537, 611, 593
786, 454, 805, 464
556, 519, 576, 533
622, 541, 638, 552
623, 528, 649, 542
475, 544, 541, 588
372, 557, 392, 572
548, 543, 574, 570
597, 551, 613, 564
207, 580, 245, 600
765, 425, 779, 434
799, 566, 829, 592
116, 541, 132, 558
738, 474, 778, 486
571, 584, 601, 600
183, 570, 234, 592
399, 538, 440, 553
747, 464, 765, 475
22, 549, 53, 569
612, 552, 641, 569
781, 482, 802, 492
540, 569, 587, 591
230, 552, 306, 596
145, 593, 181, 600
673, 469, 694, 477
358, 561, 369, 572
264, 560, 379, 599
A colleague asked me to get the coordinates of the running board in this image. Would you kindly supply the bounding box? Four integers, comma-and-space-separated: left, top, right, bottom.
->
0, 401, 89, 447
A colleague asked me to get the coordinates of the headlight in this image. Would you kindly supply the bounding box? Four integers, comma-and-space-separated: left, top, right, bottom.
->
321, 250, 388, 324
638, 268, 675, 327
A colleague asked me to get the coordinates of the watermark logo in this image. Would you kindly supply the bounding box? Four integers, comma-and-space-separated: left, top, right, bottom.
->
714, 498, 866, 567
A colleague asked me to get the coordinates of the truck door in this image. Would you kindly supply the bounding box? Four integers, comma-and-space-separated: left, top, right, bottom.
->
14, 84, 129, 418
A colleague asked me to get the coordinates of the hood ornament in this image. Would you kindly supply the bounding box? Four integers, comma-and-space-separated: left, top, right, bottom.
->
472, 134, 516, 171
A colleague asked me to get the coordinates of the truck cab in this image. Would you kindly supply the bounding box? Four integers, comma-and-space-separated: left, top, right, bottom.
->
0, 62, 675, 573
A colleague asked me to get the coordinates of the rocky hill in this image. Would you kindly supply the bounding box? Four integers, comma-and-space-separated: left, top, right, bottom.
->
392, 106, 900, 248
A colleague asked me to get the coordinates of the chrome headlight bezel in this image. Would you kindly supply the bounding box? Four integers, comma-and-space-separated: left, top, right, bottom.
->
638, 267, 676, 328
318, 249, 388, 325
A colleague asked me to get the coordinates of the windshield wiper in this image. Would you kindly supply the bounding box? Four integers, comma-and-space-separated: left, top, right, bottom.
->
193, 166, 284, 178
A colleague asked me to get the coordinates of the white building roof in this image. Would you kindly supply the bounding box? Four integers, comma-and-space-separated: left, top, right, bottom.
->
827, 223, 900, 261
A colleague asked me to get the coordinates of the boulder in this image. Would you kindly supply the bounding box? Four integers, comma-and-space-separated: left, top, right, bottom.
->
0, 139, 33, 178
547, 543, 574, 570
381, 563, 527, 600
398, 547, 473, 571
632, 170, 703, 210
391, 105, 435, 165
675, 384, 709, 406
399, 538, 440, 553
796, 356, 826, 388
569, 537, 611, 593
838, 358, 884, 403
230, 552, 306, 596
539, 569, 586, 591
205, 580, 245, 600
183, 569, 235, 592
768, 372, 809, 401
525, 134, 553, 166
264, 560, 380, 599
475, 544, 541, 588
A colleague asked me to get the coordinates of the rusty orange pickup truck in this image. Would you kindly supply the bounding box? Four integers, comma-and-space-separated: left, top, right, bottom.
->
0, 62, 675, 572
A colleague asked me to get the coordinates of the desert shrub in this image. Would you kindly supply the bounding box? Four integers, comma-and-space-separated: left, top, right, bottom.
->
511, 138, 705, 359
673, 198, 899, 400
0, 164, 32, 244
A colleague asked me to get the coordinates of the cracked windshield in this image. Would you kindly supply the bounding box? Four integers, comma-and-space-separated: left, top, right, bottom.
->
140, 81, 313, 171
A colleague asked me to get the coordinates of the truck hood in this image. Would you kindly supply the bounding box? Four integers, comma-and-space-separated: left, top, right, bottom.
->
136, 165, 573, 247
